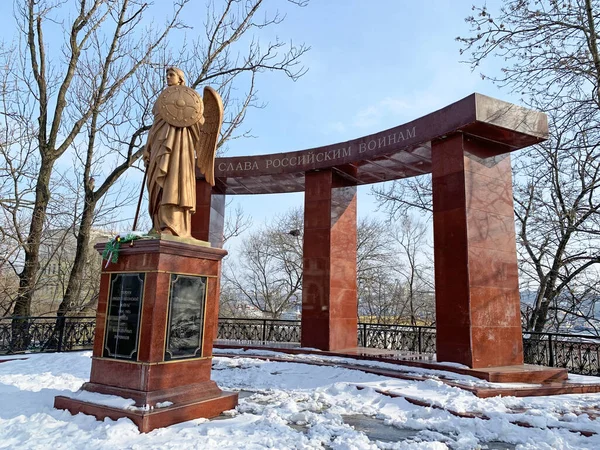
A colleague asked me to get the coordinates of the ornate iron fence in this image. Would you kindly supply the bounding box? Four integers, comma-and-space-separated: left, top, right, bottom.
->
0, 316, 96, 354
358, 323, 436, 354
3, 316, 600, 376
216, 318, 301, 346
523, 331, 600, 376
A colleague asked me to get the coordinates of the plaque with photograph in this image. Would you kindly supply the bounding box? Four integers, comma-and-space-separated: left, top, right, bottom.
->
103, 273, 145, 360
165, 274, 207, 360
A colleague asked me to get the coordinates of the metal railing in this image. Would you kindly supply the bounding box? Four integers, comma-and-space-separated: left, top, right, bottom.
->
523, 331, 600, 376
358, 322, 436, 354
0, 316, 96, 354
216, 318, 301, 346
3, 316, 600, 376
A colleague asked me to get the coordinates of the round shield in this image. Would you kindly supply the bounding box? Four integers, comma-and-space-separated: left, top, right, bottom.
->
156, 85, 203, 127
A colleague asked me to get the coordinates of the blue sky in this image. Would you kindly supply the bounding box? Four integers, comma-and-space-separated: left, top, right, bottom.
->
0, 0, 512, 241
214, 0, 508, 232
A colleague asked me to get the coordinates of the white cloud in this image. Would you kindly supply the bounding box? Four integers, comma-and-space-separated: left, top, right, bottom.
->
352, 97, 411, 129
325, 120, 348, 134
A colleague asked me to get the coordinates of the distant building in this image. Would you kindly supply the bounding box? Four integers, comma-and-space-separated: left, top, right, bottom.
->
32, 228, 113, 316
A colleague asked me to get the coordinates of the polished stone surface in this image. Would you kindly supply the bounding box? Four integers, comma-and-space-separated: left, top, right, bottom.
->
302, 169, 358, 351
191, 180, 225, 247
209, 93, 547, 195
102, 273, 144, 360
202, 95, 549, 371
55, 238, 237, 433
432, 134, 523, 368
55, 391, 238, 433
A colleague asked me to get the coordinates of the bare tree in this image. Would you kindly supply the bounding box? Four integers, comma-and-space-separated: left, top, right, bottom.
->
57, 0, 309, 321
0, 0, 310, 331
457, 0, 600, 116
372, 176, 432, 220
457, 0, 600, 333
224, 208, 436, 325
223, 208, 303, 319
223, 203, 253, 245
358, 266, 404, 323
1, 0, 185, 322
513, 117, 600, 333
356, 216, 401, 323
357, 216, 435, 325
391, 216, 435, 326
0, 40, 38, 317
226, 212, 401, 321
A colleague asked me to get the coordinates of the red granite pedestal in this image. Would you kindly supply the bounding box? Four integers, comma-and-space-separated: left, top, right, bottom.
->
54, 238, 238, 433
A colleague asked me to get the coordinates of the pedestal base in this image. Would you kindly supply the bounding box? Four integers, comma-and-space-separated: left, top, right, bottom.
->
53, 238, 236, 432
80, 378, 225, 406
54, 391, 238, 433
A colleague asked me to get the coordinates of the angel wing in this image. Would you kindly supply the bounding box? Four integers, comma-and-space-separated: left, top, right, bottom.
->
195, 86, 224, 186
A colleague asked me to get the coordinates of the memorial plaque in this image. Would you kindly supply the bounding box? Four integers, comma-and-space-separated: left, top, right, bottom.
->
103, 273, 144, 360
165, 274, 207, 360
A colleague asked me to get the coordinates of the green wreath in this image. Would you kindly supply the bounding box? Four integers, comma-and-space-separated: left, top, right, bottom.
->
101, 233, 143, 265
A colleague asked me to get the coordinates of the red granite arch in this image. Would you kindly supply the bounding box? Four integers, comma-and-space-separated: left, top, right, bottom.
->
194, 93, 549, 370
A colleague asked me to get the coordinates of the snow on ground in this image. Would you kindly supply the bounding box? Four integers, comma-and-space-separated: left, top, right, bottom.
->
1, 351, 600, 449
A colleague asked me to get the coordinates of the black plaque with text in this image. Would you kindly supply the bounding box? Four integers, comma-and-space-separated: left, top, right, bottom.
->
165, 274, 207, 361
103, 273, 145, 360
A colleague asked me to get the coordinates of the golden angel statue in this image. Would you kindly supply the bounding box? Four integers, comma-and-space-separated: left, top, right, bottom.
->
143, 67, 223, 238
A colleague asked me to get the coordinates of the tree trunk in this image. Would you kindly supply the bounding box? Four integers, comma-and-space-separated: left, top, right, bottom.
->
531, 296, 553, 333
57, 195, 96, 318
47, 196, 96, 352
11, 157, 54, 351
13, 160, 55, 316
